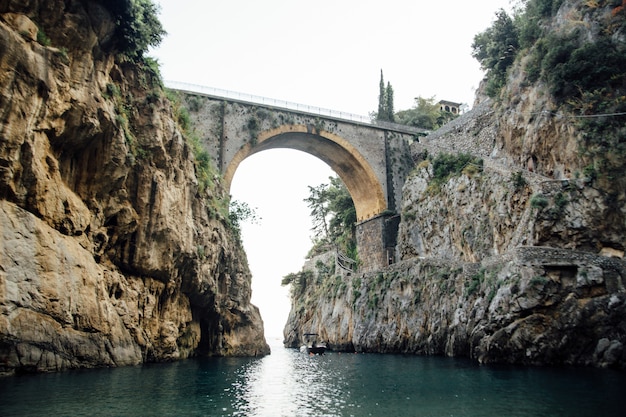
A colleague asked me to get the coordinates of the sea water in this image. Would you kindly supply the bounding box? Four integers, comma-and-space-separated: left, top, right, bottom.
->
1, 341, 625, 416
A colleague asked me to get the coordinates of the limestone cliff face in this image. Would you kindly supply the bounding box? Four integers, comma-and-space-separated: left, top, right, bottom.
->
284, 0, 626, 368
285, 247, 626, 367
0, 1, 268, 375
284, 105, 626, 366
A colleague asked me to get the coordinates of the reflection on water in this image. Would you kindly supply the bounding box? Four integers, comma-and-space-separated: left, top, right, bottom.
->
1, 342, 625, 416
232, 347, 352, 416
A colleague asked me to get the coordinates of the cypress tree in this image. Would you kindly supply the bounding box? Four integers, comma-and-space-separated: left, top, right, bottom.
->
377, 69, 388, 121
386, 82, 395, 122
376, 70, 396, 122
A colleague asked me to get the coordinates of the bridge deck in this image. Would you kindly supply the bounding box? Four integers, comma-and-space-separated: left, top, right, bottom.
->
166, 80, 427, 136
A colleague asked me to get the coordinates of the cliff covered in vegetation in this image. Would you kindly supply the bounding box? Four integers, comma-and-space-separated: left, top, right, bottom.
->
284, 0, 626, 368
0, 0, 268, 375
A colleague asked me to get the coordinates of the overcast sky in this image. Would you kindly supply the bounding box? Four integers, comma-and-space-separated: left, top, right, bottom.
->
152, 0, 513, 340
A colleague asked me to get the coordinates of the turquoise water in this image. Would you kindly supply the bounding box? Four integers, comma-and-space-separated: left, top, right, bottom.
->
1, 342, 625, 416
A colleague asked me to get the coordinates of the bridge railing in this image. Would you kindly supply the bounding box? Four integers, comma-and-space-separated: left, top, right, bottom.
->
165, 80, 426, 135
336, 249, 356, 273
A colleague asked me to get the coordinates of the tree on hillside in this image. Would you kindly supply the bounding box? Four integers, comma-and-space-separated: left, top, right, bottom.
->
325, 176, 357, 258
304, 176, 357, 260
96, 0, 166, 60
228, 200, 260, 237
471, 9, 519, 97
395, 96, 456, 130
304, 183, 331, 243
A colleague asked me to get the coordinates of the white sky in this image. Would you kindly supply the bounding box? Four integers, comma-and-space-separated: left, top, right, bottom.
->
151, 0, 513, 339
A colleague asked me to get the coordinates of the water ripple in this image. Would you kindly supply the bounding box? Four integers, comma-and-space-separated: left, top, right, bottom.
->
1, 345, 625, 416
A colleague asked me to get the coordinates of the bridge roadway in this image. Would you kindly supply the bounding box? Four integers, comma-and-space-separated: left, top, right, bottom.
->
166, 81, 426, 136
168, 81, 423, 271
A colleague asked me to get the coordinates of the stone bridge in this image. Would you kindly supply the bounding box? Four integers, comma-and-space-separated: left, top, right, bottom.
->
169, 82, 424, 271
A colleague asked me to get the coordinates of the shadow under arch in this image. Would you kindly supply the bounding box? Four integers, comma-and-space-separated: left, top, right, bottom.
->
223, 125, 387, 222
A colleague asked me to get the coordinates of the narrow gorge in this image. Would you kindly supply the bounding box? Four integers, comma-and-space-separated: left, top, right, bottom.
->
1, 0, 625, 376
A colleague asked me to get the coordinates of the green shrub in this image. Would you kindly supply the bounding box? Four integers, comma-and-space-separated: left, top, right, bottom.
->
511, 171, 527, 189
138, 56, 163, 89
429, 153, 483, 190
554, 192, 568, 211
187, 96, 203, 112
403, 210, 416, 222
96, 0, 166, 60
165, 89, 219, 195
530, 193, 549, 210
542, 35, 625, 104
471, 9, 519, 98
105, 83, 121, 99
177, 106, 191, 131
281, 270, 313, 296
466, 273, 482, 296
367, 293, 379, 309
582, 165, 597, 182
36, 28, 51, 46
530, 275, 549, 286
57, 47, 69, 64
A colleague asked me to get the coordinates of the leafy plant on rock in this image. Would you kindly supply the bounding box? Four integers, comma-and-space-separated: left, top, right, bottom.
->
511, 171, 527, 190
471, 9, 519, 98
96, 0, 166, 60
530, 193, 549, 210
427, 152, 483, 192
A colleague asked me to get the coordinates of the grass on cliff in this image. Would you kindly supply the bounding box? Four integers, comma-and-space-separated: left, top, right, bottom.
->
282, 257, 351, 315
425, 152, 483, 193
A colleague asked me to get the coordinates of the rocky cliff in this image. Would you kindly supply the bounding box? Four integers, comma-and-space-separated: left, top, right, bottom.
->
284, 0, 626, 368
0, 1, 269, 375
284, 149, 626, 366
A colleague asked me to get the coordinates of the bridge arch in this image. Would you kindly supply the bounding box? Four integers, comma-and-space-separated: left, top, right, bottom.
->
223, 124, 387, 222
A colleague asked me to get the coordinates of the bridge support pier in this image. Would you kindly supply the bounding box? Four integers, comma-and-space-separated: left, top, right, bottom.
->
356, 214, 401, 272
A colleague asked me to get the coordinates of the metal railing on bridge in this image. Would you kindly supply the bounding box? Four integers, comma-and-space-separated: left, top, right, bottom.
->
165, 80, 426, 136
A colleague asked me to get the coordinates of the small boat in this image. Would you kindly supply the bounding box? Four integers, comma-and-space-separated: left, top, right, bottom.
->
300, 333, 326, 355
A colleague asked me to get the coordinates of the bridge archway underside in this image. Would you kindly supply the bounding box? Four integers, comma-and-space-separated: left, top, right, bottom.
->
179, 90, 416, 270
224, 125, 387, 222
